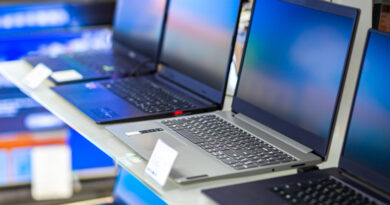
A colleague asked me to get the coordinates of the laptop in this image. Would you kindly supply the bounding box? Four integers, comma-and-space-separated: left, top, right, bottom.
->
23, 0, 168, 84
202, 29, 390, 205
106, 0, 359, 183
102, 167, 167, 205
51, 0, 242, 123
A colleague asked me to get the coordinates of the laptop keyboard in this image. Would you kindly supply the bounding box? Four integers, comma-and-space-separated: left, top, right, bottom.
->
271, 177, 378, 205
71, 52, 137, 75
162, 115, 296, 170
102, 78, 196, 113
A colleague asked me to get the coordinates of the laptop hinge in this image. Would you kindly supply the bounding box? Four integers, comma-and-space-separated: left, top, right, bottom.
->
297, 165, 319, 173
154, 74, 219, 106
234, 113, 313, 154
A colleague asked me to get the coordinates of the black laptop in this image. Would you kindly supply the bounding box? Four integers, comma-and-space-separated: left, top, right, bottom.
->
51, 0, 242, 124
202, 29, 390, 205
24, 0, 168, 84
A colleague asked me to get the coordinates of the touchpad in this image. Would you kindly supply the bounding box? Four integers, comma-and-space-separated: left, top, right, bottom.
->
129, 132, 185, 160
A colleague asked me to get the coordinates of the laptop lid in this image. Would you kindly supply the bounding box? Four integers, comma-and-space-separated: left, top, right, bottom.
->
112, 167, 167, 205
232, 0, 359, 158
112, 0, 168, 63
158, 0, 241, 105
339, 30, 390, 194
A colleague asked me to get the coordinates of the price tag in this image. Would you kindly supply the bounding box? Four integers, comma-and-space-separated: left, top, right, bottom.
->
51, 70, 83, 83
145, 139, 178, 186
22, 63, 52, 89
31, 145, 73, 200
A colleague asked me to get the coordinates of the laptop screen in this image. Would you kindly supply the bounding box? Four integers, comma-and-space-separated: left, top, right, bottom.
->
233, 0, 358, 157
112, 0, 167, 60
112, 167, 167, 205
158, 0, 241, 104
340, 30, 390, 193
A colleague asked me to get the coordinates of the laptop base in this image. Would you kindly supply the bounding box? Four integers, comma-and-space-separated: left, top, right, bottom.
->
202, 168, 389, 205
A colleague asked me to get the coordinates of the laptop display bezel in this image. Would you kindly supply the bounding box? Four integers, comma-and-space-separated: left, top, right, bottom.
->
339, 29, 390, 194
232, 0, 359, 158
157, 0, 242, 106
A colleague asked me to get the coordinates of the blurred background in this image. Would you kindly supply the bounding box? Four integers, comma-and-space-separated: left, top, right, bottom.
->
0, 0, 117, 204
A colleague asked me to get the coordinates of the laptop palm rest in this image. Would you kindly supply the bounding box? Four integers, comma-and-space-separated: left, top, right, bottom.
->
127, 132, 185, 160
122, 129, 230, 182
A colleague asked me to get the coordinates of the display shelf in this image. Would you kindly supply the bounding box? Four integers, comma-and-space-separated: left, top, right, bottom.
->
0, 60, 343, 204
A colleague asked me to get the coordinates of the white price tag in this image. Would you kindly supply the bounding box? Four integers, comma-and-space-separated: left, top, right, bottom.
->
31, 145, 73, 200
51, 70, 83, 83
22, 63, 52, 89
145, 139, 178, 186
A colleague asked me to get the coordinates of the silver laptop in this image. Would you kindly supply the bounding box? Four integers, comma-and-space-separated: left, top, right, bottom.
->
106, 0, 359, 183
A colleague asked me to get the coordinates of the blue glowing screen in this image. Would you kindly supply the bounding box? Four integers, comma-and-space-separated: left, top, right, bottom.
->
342, 31, 390, 186
113, 0, 167, 59
69, 128, 114, 170
113, 168, 166, 205
160, 0, 240, 91
236, 0, 355, 142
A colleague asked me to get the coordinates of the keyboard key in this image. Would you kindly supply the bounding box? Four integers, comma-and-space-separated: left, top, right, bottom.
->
221, 157, 237, 165
242, 163, 257, 169
175, 130, 204, 144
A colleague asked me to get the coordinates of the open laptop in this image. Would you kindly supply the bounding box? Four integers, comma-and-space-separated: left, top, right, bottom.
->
106, 0, 359, 183
51, 0, 242, 123
102, 167, 167, 205
23, 0, 168, 84
202, 29, 390, 205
